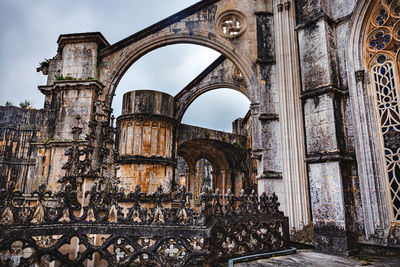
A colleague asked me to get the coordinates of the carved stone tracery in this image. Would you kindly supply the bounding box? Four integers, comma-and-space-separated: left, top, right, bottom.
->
216, 10, 247, 39
364, 0, 400, 221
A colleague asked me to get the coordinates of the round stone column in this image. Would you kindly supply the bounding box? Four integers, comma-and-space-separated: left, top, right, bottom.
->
116, 90, 176, 193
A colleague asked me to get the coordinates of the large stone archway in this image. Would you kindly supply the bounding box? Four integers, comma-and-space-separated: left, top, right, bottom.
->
97, 3, 260, 106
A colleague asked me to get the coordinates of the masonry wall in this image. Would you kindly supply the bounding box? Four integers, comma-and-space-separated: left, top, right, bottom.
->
0, 106, 45, 192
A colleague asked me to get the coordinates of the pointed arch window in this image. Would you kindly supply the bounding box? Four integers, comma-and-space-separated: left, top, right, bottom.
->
364, 0, 400, 221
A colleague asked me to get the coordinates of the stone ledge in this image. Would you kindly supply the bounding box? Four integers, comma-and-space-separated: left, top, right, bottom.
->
117, 114, 178, 125
254, 11, 274, 16
53, 79, 104, 88
257, 171, 282, 180
117, 155, 177, 167
300, 85, 348, 100
258, 113, 279, 121
33, 140, 89, 148
305, 152, 355, 164
256, 58, 276, 65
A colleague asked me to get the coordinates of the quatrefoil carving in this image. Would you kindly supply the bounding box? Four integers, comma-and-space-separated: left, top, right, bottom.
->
216, 10, 247, 39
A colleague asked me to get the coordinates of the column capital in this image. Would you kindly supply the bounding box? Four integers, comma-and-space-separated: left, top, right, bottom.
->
284, 1, 291, 11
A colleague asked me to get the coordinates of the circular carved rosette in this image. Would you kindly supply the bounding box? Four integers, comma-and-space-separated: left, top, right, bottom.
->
216, 10, 247, 39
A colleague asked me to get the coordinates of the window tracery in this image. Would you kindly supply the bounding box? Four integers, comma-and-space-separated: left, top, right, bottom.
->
364, 0, 400, 221
216, 11, 247, 39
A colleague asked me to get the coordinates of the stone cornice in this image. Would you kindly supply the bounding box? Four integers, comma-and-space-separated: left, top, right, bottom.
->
305, 152, 355, 164
117, 155, 177, 167
256, 58, 276, 65
300, 85, 349, 100
257, 170, 282, 180
33, 140, 89, 148
258, 113, 279, 121
40, 80, 105, 93
38, 85, 53, 94
57, 32, 110, 49
116, 114, 177, 125
254, 11, 274, 16
53, 80, 104, 88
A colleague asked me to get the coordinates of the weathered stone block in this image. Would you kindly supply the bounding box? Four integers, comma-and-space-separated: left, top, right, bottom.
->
298, 19, 340, 91
304, 94, 338, 153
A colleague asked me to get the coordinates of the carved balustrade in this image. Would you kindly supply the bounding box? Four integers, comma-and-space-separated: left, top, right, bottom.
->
0, 182, 288, 266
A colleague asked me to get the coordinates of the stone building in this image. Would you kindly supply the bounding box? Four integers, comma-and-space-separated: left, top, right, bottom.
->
1, 0, 400, 259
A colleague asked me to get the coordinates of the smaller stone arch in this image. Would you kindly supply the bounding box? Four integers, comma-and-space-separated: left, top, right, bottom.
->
174, 55, 249, 122
178, 138, 246, 199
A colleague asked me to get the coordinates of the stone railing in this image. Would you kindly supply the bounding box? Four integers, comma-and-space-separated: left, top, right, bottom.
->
0, 181, 289, 266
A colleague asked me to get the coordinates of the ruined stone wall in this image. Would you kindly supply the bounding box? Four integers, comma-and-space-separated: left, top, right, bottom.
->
177, 123, 246, 147
0, 106, 45, 192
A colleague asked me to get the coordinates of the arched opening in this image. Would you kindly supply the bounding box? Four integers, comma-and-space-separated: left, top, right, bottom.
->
100, 31, 259, 107
112, 44, 220, 116
178, 139, 249, 201
112, 43, 251, 195
181, 89, 250, 132
105, 28, 256, 198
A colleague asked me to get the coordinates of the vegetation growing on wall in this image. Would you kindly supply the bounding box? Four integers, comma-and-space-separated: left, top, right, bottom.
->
19, 100, 31, 109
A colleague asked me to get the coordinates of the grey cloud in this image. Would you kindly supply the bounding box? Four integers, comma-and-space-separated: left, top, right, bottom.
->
0, 0, 249, 132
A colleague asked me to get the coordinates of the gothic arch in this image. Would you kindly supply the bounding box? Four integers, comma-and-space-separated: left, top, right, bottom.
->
178, 138, 246, 196
174, 55, 249, 122
346, 0, 399, 237
99, 32, 259, 107
175, 83, 248, 122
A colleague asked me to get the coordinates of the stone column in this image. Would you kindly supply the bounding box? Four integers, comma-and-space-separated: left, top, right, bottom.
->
352, 70, 389, 237
273, 0, 310, 231
116, 90, 177, 194
255, 8, 285, 211
220, 169, 226, 197
296, 0, 356, 255
188, 168, 196, 207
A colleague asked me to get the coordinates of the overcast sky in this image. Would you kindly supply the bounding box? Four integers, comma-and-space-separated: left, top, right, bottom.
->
0, 0, 250, 132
